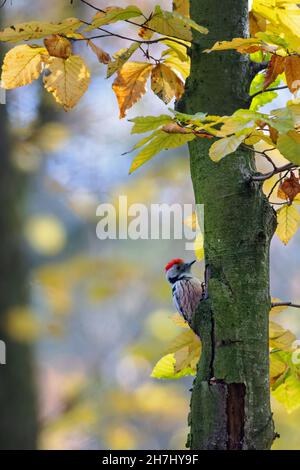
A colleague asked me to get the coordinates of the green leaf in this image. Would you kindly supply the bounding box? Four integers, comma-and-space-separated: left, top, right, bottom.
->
249, 71, 281, 111
84, 6, 142, 32
130, 131, 195, 173
147, 5, 208, 42
277, 131, 300, 165
151, 353, 194, 379
209, 134, 245, 162
107, 43, 139, 78
129, 115, 173, 134
272, 371, 300, 413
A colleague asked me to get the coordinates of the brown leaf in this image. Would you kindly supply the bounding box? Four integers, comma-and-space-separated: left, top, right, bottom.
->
264, 55, 285, 90
44, 34, 72, 59
112, 62, 153, 118
88, 40, 111, 64
285, 55, 300, 94
278, 172, 300, 202
268, 125, 279, 144
161, 122, 191, 134
249, 11, 267, 37
151, 63, 184, 104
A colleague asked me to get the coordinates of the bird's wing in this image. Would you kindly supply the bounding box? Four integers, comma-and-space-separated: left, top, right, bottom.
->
173, 278, 203, 325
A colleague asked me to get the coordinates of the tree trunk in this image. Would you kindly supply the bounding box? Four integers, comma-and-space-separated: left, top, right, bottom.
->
0, 45, 38, 449
180, 0, 277, 450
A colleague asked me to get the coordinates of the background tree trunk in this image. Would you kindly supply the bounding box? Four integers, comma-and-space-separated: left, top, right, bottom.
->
0, 44, 38, 449
180, 0, 277, 449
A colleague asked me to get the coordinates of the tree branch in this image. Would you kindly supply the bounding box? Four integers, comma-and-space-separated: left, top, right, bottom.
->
271, 302, 300, 309
250, 85, 288, 100
252, 163, 298, 181
79, 0, 191, 46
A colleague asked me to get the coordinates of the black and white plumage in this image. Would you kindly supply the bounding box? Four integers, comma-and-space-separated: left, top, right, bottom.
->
165, 258, 203, 327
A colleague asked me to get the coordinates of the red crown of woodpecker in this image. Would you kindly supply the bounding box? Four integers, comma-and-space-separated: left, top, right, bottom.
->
165, 258, 184, 272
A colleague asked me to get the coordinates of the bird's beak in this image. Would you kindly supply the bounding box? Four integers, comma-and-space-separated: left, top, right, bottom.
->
185, 260, 196, 269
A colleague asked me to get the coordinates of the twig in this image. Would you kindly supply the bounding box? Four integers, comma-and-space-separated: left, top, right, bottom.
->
80, 0, 191, 46
271, 302, 300, 309
252, 163, 298, 181
267, 170, 290, 199
250, 85, 288, 100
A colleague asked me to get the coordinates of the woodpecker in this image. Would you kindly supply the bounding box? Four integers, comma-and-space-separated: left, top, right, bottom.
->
165, 258, 204, 329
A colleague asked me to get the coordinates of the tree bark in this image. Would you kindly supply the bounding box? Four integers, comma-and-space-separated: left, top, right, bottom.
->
180, 0, 276, 450
0, 45, 38, 449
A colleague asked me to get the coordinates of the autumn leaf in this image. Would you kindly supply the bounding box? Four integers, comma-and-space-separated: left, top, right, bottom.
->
285, 55, 300, 94
1, 45, 47, 89
0, 18, 83, 42
130, 131, 195, 173
264, 55, 285, 89
269, 320, 297, 352
88, 41, 111, 64
173, 0, 190, 17
249, 11, 267, 36
277, 172, 300, 203
151, 63, 184, 104
161, 122, 192, 134
107, 44, 139, 78
43, 55, 90, 110
83, 6, 142, 32
276, 204, 300, 245
209, 134, 245, 162
112, 62, 153, 119
138, 26, 154, 40
44, 35, 72, 59
205, 37, 262, 54
147, 5, 208, 42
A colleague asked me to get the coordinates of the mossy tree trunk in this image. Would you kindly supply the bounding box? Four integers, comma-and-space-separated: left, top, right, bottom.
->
180, 0, 276, 449
0, 45, 38, 449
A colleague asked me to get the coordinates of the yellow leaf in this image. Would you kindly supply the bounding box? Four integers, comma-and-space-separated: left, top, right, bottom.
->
44, 34, 72, 59
84, 6, 142, 32
112, 62, 153, 118
170, 312, 189, 328
0, 18, 83, 42
209, 134, 245, 162
1, 45, 46, 89
151, 353, 194, 379
270, 352, 288, 386
147, 6, 207, 42
107, 43, 139, 78
205, 37, 261, 53
151, 63, 184, 104
272, 373, 300, 413
270, 298, 289, 316
285, 55, 300, 94
194, 231, 204, 260
88, 40, 111, 64
269, 320, 297, 351
276, 204, 300, 244
43, 55, 90, 110
163, 53, 190, 81
173, 0, 190, 17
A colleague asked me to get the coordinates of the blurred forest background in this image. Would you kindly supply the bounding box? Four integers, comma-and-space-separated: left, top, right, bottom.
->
0, 0, 300, 450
